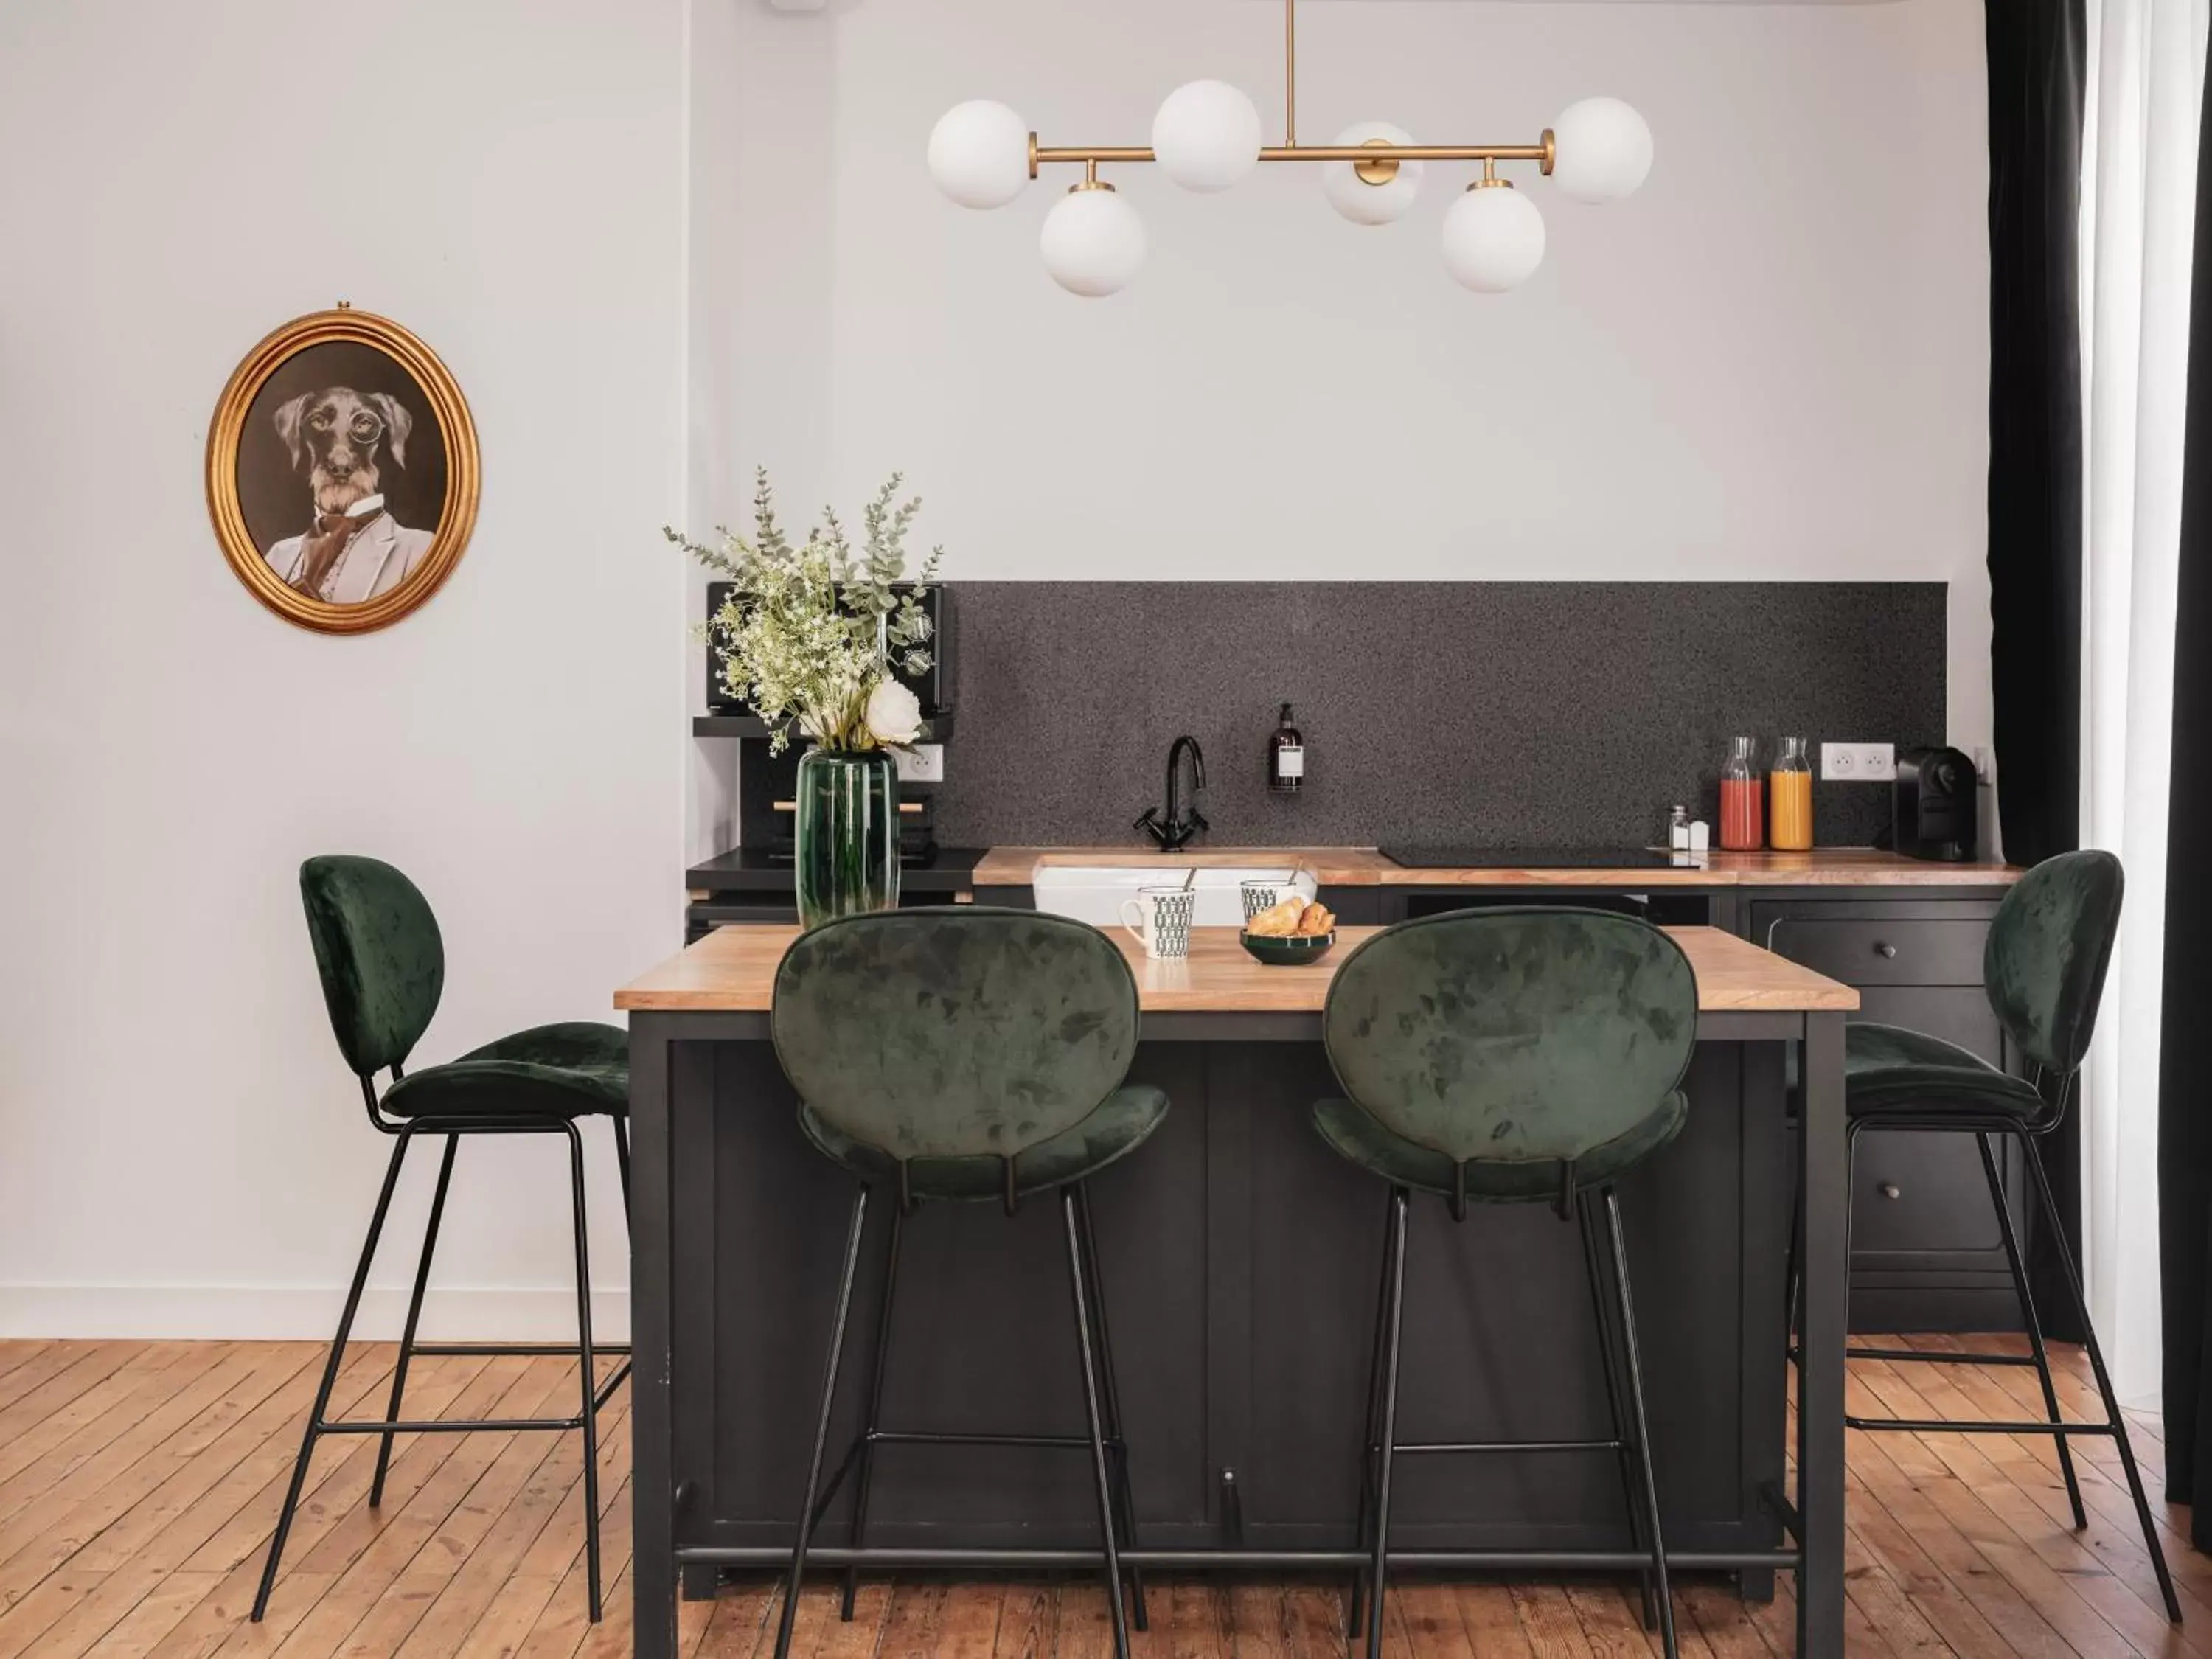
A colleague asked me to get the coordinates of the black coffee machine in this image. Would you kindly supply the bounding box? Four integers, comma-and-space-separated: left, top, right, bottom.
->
1893, 746, 1978, 861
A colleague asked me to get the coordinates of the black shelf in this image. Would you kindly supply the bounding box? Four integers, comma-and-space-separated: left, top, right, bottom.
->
686, 846, 986, 895
692, 712, 956, 742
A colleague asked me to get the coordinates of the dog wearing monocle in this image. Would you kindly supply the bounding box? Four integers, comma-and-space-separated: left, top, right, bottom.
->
262, 386, 434, 603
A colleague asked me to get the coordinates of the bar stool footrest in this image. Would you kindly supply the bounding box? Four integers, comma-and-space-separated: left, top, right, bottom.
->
409, 1341, 633, 1357
1385, 1437, 1624, 1455
319, 1414, 596, 1433
868, 1428, 1118, 1450
1786, 1343, 2038, 1368
1843, 1345, 2037, 1367
1843, 1413, 2118, 1436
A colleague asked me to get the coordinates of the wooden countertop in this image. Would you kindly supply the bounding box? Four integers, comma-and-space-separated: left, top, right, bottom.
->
616, 923, 1857, 1015
970, 846, 2020, 889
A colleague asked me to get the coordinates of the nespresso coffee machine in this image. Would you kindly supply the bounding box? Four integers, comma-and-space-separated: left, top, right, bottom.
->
1893, 746, 1978, 862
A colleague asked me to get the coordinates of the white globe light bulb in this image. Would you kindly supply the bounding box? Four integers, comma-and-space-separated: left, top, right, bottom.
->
1152, 80, 1264, 193
1550, 97, 1653, 206
1323, 122, 1423, 226
1441, 184, 1546, 293
1040, 185, 1147, 297
928, 100, 1031, 209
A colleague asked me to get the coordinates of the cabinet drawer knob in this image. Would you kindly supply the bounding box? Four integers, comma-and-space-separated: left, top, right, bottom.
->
1878, 1182, 1902, 1200
1874, 942, 1899, 959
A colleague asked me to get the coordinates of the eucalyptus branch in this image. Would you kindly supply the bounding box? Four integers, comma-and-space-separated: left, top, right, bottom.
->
666, 469, 945, 754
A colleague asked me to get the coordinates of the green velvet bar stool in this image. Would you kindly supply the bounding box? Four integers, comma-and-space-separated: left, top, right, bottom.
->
770, 908, 1169, 1659
1782, 848, 2180, 1622
253, 856, 633, 1624
1315, 908, 1696, 1659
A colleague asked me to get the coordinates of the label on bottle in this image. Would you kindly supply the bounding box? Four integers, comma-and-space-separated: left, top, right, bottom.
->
1275, 745, 1304, 780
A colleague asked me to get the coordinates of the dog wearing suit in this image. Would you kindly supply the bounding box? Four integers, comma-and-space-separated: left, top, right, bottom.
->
262, 387, 435, 603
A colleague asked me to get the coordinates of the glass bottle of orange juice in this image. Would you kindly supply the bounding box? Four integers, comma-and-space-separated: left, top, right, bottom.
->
1770, 735, 1814, 851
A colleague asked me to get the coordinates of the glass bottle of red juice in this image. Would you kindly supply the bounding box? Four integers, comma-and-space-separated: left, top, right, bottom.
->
1719, 735, 1764, 850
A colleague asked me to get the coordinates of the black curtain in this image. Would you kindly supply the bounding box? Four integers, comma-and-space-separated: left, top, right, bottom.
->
1985, 0, 2088, 1340
2160, 32, 2212, 1540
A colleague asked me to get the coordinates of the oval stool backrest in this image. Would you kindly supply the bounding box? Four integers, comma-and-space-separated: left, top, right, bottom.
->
1323, 908, 1698, 1166
1985, 848, 2126, 1079
299, 855, 446, 1079
772, 907, 1141, 1164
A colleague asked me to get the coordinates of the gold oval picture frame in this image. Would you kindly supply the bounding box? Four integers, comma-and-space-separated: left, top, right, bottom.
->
206, 305, 479, 634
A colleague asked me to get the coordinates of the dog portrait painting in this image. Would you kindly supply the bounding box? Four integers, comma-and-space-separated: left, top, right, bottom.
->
207, 308, 479, 633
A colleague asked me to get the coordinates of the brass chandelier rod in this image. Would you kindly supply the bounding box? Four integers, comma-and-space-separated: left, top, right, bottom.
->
1024, 0, 1556, 180
1032, 142, 1554, 172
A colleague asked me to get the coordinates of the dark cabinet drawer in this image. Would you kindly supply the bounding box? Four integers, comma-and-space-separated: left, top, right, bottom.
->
1764, 917, 1987, 987
1844, 986, 2013, 1262
1850, 1131, 2003, 1257
1755, 897, 2027, 1324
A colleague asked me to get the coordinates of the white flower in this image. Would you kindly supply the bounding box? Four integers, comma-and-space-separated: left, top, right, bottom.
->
864, 677, 923, 746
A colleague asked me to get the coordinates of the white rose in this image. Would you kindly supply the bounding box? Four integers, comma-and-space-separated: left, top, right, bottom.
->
864, 677, 923, 746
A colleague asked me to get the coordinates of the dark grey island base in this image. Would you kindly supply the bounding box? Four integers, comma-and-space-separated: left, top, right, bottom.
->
621, 922, 1854, 1659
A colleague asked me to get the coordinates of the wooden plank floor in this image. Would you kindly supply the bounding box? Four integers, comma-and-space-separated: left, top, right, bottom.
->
0, 1335, 2194, 1657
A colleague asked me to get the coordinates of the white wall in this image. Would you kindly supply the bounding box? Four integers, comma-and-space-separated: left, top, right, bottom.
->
0, 0, 689, 1338
700, 0, 1992, 825
0, 0, 1994, 1338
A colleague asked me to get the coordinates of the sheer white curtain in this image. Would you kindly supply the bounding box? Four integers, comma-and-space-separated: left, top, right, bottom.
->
2078, 0, 2208, 1405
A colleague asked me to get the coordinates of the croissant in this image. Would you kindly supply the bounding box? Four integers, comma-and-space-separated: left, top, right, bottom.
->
1246, 896, 1310, 937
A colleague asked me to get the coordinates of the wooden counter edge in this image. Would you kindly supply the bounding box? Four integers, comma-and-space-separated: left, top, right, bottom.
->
616, 923, 1858, 1015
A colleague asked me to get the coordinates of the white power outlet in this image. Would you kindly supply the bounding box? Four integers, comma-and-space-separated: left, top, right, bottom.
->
894, 744, 945, 784
1820, 742, 1896, 782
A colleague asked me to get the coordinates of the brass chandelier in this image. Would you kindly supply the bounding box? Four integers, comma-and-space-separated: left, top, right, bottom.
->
927, 0, 1654, 298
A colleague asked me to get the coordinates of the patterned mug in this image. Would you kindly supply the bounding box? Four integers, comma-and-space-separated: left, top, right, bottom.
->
1241, 875, 1315, 923
1120, 886, 1197, 960
1241, 878, 1288, 923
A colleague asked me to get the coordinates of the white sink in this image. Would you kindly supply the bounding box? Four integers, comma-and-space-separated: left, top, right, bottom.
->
1029, 864, 1316, 929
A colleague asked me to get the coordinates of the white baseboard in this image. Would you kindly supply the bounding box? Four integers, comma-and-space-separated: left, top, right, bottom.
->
0, 1284, 632, 1344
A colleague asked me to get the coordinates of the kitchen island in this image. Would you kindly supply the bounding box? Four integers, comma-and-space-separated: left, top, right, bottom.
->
619, 923, 1858, 1659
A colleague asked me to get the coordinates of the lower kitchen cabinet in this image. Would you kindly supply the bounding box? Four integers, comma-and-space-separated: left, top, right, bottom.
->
1751, 894, 2028, 1332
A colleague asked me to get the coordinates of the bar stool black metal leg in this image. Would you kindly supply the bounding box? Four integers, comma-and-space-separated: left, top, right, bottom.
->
1348, 1184, 1397, 1638
1076, 1183, 1147, 1632
563, 1123, 603, 1622
841, 1201, 904, 1621
2019, 1133, 2181, 1621
613, 1117, 632, 1227
370, 1133, 456, 1509
1062, 1187, 1132, 1659
1976, 1131, 2087, 1528
775, 1186, 870, 1659
1579, 1200, 1658, 1631
1365, 1187, 1411, 1659
253, 1130, 413, 1622
1601, 1187, 1677, 1659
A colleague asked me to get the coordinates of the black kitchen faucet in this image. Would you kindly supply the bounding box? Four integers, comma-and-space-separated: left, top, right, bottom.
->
1135, 734, 1208, 852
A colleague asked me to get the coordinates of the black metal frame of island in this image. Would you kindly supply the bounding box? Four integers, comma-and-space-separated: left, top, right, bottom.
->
621, 925, 1854, 1659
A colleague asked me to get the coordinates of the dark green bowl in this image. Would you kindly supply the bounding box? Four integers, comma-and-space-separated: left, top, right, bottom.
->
1240, 930, 1338, 966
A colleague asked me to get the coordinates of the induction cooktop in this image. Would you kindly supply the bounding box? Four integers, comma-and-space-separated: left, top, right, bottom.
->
1378, 846, 1682, 870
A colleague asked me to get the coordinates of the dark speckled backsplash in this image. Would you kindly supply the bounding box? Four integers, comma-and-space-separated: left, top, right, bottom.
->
928, 582, 1945, 851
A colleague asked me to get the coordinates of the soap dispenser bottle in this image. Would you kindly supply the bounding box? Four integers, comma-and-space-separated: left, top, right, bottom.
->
1267, 704, 1304, 793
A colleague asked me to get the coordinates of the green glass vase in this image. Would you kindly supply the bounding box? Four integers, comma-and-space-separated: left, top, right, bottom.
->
794, 748, 901, 931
